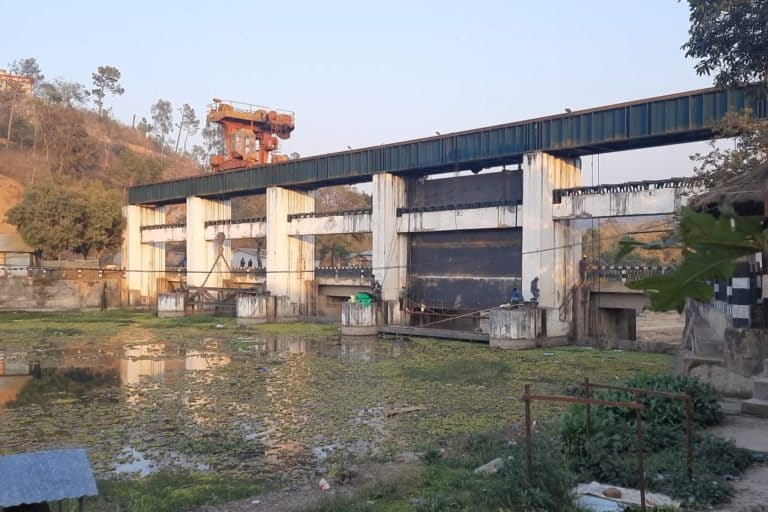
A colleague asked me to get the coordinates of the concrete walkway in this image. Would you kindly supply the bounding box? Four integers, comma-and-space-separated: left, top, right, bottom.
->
710, 404, 768, 512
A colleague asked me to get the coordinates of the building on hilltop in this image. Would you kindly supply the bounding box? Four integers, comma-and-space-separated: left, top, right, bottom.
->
0, 69, 34, 94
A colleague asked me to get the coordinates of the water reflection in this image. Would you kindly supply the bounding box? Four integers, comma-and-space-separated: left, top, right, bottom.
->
0, 344, 231, 408
240, 335, 404, 362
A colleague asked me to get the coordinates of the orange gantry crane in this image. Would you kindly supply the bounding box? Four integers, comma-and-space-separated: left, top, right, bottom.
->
206, 98, 295, 172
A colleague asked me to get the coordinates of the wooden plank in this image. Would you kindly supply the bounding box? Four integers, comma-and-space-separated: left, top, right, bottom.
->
378, 325, 489, 342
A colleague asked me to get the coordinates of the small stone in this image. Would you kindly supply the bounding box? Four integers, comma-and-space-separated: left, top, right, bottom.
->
250, 499, 261, 504
318, 478, 331, 490
603, 487, 622, 499
474, 457, 505, 474
215, 324, 224, 328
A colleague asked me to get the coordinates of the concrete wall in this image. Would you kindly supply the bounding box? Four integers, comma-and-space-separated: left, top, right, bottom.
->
489, 307, 542, 349
157, 292, 185, 317
186, 197, 232, 288
400, 205, 521, 232
289, 212, 371, 236
340, 302, 377, 335
521, 152, 581, 337
123, 205, 165, 302
0, 277, 122, 311
553, 186, 694, 220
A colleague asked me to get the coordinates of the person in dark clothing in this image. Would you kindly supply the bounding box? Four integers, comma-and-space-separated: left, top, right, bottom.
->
240, 257, 246, 269
247, 259, 253, 269
530, 277, 540, 304
510, 287, 523, 304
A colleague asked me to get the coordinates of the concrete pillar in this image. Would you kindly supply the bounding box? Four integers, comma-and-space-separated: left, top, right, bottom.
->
186, 197, 231, 288
266, 187, 315, 305
521, 151, 581, 337
123, 205, 166, 303
341, 302, 378, 335
372, 173, 408, 324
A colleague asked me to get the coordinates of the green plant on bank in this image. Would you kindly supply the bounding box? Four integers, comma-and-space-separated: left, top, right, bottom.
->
559, 374, 752, 508
617, 207, 765, 312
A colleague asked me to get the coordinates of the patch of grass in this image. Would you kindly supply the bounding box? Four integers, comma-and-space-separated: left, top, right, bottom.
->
403, 359, 510, 386
93, 471, 262, 512
304, 429, 581, 512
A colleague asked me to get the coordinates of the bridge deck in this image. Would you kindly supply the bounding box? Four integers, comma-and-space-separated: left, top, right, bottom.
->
128, 85, 765, 205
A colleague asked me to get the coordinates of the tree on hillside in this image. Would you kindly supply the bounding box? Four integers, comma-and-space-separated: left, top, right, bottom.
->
150, 99, 173, 150
201, 121, 225, 163
110, 148, 165, 189
37, 105, 99, 178
72, 185, 125, 258
8, 57, 44, 83
683, 0, 768, 86
175, 103, 199, 152
91, 65, 124, 117
38, 79, 89, 107
136, 117, 152, 136
6, 182, 124, 259
3, 58, 43, 149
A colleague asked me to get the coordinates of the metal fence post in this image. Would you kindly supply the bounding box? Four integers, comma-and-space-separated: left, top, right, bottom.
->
584, 377, 592, 438
685, 397, 693, 481
635, 391, 646, 511
524, 384, 533, 482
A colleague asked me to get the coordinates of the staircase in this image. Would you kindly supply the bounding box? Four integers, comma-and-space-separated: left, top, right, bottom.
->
742, 359, 768, 417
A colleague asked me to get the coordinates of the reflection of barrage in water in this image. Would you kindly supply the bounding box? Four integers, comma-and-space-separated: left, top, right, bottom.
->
237, 335, 406, 362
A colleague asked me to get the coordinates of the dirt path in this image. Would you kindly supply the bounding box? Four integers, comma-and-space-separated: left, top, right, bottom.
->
711, 412, 768, 512
195, 462, 420, 512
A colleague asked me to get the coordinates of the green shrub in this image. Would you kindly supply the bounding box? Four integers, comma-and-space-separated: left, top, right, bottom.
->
558, 374, 748, 508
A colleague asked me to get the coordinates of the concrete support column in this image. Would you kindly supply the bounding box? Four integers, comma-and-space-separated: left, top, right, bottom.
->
521, 151, 582, 337
372, 173, 407, 324
266, 187, 315, 305
186, 196, 231, 288
123, 205, 166, 303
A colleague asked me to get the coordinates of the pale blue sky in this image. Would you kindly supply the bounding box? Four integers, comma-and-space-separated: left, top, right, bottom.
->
1, 0, 717, 184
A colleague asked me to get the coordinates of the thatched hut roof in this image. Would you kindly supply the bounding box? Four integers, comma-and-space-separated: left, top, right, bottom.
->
690, 164, 767, 216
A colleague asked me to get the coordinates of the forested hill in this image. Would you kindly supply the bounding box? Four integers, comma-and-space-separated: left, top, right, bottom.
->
0, 58, 372, 261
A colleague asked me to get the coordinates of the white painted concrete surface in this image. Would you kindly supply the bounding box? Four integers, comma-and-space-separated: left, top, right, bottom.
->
205, 220, 266, 240
340, 302, 377, 335
157, 292, 185, 317
123, 205, 166, 302
552, 186, 696, 220
521, 151, 581, 337
489, 308, 542, 349
186, 197, 232, 287
372, 173, 407, 323
400, 205, 521, 232
289, 212, 371, 236
141, 225, 186, 243
266, 187, 315, 304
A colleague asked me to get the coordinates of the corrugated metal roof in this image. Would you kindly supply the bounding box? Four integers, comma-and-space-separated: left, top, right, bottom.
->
0, 449, 98, 507
0, 233, 33, 253
128, 85, 767, 205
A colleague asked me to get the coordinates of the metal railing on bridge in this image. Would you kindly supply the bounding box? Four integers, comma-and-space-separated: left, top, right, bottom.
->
593, 265, 672, 283
553, 177, 703, 204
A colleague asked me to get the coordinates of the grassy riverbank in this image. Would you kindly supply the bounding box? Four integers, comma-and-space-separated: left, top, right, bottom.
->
0, 310, 674, 511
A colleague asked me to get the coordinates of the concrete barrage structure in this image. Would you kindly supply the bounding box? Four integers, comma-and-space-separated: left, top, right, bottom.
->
122, 84, 763, 338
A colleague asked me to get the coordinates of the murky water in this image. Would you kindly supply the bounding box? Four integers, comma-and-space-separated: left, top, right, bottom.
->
0, 320, 670, 484
0, 334, 405, 479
